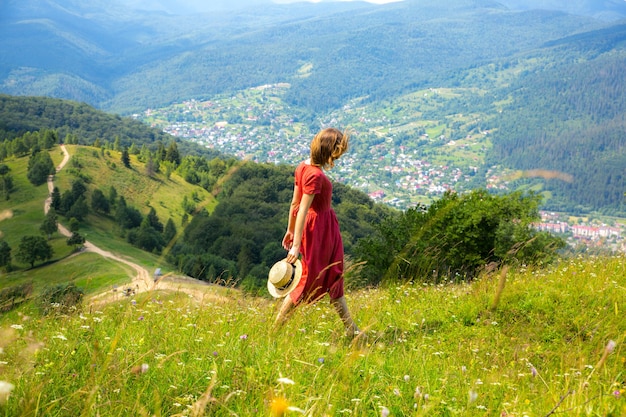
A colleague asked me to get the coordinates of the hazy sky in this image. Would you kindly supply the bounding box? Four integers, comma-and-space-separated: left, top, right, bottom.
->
274, 0, 403, 3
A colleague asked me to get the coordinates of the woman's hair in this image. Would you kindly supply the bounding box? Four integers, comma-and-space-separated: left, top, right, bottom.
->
310, 128, 350, 169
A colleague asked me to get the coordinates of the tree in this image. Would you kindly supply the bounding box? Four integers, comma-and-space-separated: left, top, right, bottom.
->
16, 235, 53, 268
67, 232, 86, 249
50, 186, 61, 211
67, 196, 89, 221
145, 155, 158, 177
146, 207, 163, 232
91, 189, 110, 214
40, 208, 58, 239
108, 186, 118, 208
70, 179, 87, 201
27, 150, 55, 186
165, 141, 181, 165
68, 217, 80, 233
131, 216, 165, 253
41, 129, 58, 149
0, 164, 13, 200
115, 196, 142, 230
0, 240, 11, 269
121, 148, 131, 168
164, 218, 177, 243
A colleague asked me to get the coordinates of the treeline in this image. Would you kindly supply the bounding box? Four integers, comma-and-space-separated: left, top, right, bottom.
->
0, 95, 222, 160
488, 53, 626, 215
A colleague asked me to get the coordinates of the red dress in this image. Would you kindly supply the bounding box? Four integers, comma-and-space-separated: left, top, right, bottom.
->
289, 162, 345, 304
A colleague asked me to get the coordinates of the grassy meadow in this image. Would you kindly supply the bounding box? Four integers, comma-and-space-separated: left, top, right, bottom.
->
1, 255, 624, 416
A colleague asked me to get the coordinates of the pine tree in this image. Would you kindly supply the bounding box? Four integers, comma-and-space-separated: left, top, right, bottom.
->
40, 209, 58, 239
121, 148, 131, 168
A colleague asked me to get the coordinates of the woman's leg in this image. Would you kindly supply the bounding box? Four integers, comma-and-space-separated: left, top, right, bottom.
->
274, 295, 296, 328
330, 296, 359, 338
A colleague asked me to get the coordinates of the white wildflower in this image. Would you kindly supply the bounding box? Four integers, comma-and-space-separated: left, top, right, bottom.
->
0, 381, 14, 404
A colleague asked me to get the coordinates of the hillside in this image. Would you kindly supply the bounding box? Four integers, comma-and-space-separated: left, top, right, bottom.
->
0, 253, 624, 415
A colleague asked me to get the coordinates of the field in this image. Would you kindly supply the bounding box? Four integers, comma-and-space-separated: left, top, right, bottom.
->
0, 255, 624, 416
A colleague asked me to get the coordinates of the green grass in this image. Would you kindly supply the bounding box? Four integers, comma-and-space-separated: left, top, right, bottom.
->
0, 252, 133, 294
0, 255, 624, 416
0, 151, 76, 269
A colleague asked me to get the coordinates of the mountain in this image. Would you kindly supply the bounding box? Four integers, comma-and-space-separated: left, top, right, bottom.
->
0, 0, 608, 114
498, 0, 626, 21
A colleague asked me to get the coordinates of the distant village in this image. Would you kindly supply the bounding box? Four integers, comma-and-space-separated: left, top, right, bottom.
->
536, 211, 625, 253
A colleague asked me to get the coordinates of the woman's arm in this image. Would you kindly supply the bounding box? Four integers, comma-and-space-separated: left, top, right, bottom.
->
282, 184, 301, 250
285, 192, 314, 264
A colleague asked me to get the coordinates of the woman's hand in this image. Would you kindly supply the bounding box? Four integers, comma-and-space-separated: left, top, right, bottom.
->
286, 244, 300, 264
282, 231, 294, 251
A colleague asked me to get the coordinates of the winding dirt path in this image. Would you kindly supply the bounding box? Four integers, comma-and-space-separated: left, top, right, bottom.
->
47, 145, 225, 306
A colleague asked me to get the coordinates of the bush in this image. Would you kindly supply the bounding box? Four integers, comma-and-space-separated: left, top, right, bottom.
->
38, 283, 84, 315
0, 281, 33, 312
354, 189, 565, 284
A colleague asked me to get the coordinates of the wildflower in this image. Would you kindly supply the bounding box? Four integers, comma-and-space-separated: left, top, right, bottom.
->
461, 366, 467, 373
131, 363, 149, 375
469, 390, 478, 403
240, 334, 248, 340
393, 388, 401, 396
212, 351, 218, 357
277, 377, 295, 385
613, 390, 620, 398
138, 316, 144, 321
606, 340, 617, 353
403, 375, 410, 382
318, 358, 325, 364
270, 397, 289, 416
381, 406, 390, 417
0, 381, 14, 404
530, 367, 537, 377
53, 334, 67, 341
10, 324, 23, 330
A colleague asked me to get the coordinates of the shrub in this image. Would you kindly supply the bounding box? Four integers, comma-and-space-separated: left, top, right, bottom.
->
37, 283, 84, 315
0, 281, 33, 312
354, 189, 565, 284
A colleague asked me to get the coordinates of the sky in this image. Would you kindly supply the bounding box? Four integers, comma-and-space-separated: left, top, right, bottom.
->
274, 0, 403, 3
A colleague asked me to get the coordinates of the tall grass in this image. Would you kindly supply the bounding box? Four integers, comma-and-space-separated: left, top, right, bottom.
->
1, 255, 624, 416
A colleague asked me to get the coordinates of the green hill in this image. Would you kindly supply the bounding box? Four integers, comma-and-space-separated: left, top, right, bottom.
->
0, 143, 216, 287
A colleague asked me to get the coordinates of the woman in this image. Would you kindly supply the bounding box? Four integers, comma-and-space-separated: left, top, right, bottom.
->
275, 127, 359, 338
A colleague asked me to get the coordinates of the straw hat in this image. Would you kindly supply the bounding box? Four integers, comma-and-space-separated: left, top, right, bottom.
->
267, 259, 303, 298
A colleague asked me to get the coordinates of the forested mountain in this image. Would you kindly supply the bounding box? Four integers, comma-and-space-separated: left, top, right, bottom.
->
0, 0, 608, 114
488, 35, 626, 215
